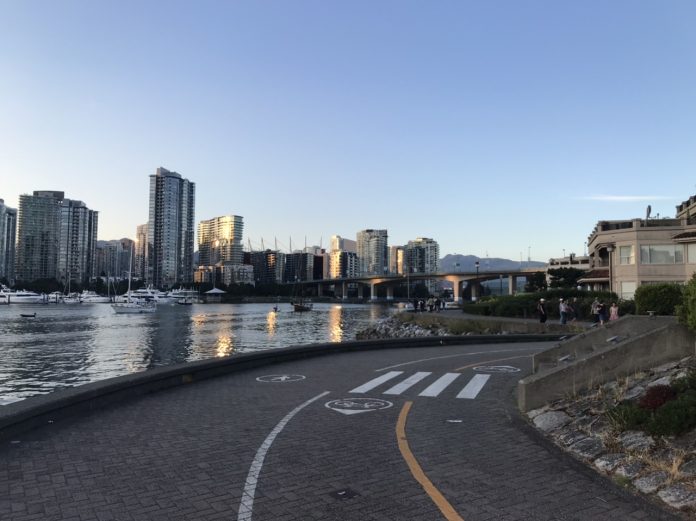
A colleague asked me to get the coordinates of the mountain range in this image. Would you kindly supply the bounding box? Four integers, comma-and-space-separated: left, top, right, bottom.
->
440, 254, 545, 272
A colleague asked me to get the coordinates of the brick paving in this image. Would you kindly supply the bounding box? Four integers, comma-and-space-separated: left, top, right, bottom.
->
0, 341, 683, 520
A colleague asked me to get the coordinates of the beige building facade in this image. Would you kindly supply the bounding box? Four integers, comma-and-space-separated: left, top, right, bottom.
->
582, 194, 696, 299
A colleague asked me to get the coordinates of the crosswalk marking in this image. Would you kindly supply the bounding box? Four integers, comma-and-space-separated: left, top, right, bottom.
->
349, 371, 403, 393
383, 372, 432, 395
418, 373, 461, 397
456, 374, 490, 399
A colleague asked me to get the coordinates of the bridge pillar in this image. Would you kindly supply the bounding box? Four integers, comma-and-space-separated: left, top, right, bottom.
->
471, 281, 479, 301
452, 280, 461, 302
317, 284, 323, 297
370, 282, 377, 301
509, 276, 517, 295
386, 286, 394, 300
342, 282, 348, 300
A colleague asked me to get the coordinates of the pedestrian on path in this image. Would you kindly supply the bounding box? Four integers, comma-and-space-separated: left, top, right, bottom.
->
591, 298, 600, 324
559, 298, 568, 325
537, 298, 547, 324
609, 302, 619, 321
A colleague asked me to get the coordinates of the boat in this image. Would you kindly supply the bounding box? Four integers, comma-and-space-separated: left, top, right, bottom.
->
166, 288, 200, 304
20, 312, 36, 318
111, 248, 157, 314
290, 277, 313, 312
176, 297, 193, 306
80, 290, 111, 303
0, 285, 46, 304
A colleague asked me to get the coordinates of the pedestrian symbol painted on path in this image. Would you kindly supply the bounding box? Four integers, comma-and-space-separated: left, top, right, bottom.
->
472, 365, 520, 373
325, 398, 393, 415
256, 374, 306, 383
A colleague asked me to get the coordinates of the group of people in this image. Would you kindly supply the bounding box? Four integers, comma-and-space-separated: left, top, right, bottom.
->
536, 297, 619, 325
412, 297, 444, 312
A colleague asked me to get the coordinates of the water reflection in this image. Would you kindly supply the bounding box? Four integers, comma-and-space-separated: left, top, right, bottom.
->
0, 302, 395, 403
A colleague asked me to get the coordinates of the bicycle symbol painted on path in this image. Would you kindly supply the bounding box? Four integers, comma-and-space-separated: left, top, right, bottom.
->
256, 374, 306, 383
325, 398, 393, 415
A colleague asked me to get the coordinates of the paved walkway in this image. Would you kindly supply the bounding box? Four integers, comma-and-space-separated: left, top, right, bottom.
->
0, 341, 681, 520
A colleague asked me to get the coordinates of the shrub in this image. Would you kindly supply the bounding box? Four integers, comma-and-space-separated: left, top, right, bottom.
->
679, 273, 696, 331
606, 402, 650, 432
671, 370, 696, 394
647, 390, 696, 436
638, 385, 676, 411
634, 283, 684, 315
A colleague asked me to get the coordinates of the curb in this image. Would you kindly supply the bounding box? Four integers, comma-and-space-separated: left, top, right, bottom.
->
0, 334, 563, 442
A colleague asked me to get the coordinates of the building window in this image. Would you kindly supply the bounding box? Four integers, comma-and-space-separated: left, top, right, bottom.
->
688, 243, 696, 264
639, 244, 684, 264
619, 245, 634, 265
620, 281, 637, 300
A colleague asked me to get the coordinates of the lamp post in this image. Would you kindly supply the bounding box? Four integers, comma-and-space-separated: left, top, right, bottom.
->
474, 260, 480, 301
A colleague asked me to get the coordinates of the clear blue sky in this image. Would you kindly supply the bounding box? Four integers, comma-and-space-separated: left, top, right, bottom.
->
1, 1, 695, 261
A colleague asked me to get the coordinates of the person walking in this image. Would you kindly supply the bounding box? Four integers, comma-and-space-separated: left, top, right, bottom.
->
559, 298, 568, 325
537, 298, 547, 324
609, 302, 619, 321
591, 298, 600, 324
597, 301, 607, 325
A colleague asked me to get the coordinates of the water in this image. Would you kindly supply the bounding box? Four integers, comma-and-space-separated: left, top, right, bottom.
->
0, 302, 394, 405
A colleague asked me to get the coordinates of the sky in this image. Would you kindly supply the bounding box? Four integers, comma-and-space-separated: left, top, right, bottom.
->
1, 1, 695, 262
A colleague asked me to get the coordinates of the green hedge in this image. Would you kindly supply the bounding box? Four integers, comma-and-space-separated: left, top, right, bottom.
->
634, 283, 684, 315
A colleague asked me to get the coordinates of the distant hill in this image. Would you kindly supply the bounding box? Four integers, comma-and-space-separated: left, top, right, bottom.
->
440, 254, 545, 272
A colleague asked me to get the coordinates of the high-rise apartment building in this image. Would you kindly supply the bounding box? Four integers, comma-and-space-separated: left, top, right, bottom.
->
147, 167, 195, 288
95, 239, 134, 279
405, 237, 441, 294
329, 250, 358, 279
0, 199, 17, 284
389, 245, 404, 275
57, 198, 98, 284
249, 250, 284, 286
134, 224, 148, 281
356, 229, 388, 276
330, 235, 357, 253
198, 215, 244, 266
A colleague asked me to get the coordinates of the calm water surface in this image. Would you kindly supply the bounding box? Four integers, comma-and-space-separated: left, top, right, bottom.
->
0, 302, 394, 405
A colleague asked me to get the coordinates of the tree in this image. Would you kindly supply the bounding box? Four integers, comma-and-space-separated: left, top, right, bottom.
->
524, 272, 547, 292
547, 267, 585, 289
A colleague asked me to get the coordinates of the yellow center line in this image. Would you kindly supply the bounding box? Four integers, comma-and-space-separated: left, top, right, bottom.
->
454, 354, 531, 372
396, 401, 465, 521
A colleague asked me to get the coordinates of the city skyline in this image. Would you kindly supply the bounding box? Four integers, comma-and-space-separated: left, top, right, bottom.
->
1, 2, 695, 260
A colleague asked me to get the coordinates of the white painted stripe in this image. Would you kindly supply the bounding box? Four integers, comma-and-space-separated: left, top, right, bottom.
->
383, 372, 432, 395
456, 374, 490, 399
349, 371, 403, 393
418, 373, 461, 397
237, 391, 330, 521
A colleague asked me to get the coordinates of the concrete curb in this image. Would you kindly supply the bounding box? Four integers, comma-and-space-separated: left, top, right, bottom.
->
0, 334, 562, 442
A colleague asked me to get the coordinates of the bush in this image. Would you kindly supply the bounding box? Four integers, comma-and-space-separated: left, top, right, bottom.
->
671, 370, 696, 394
679, 273, 696, 331
634, 283, 684, 315
648, 390, 696, 436
606, 402, 650, 432
638, 385, 676, 411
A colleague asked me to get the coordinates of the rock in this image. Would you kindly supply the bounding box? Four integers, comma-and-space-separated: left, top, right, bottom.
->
657, 484, 696, 509
619, 431, 655, 451
679, 459, 696, 478
633, 471, 669, 494
615, 461, 645, 479
533, 411, 571, 433
594, 453, 626, 473
647, 376, 672, 388
568, 436, 605, 460
622, 385, 645, 401
556, 430, 588, 447
526, 407, 549, 420
652, 361, 680, 373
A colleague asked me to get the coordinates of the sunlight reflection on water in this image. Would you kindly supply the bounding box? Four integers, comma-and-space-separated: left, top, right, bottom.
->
0, 302, 393, 404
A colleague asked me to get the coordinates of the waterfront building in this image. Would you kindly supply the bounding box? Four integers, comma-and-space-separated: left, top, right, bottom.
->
284, 251, 315, 283
329, 250, 359, 279
147, 167, 195, 289
356, 229, 388, 276
95, 239, 134, 280
219, 263, 255, 286
249, 250, 284, 286
581, 193, 696, 299
0, 199, 17, 284
198, 215, 244, 266
134, 224, 148, 281
330, 235, 356, 253
15, 191, 98, 285
389, 245, 404, 275
57, 198, 99, 285
405, 237, 440, 294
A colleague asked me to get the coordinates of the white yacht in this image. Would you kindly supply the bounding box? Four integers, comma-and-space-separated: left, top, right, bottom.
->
111, 248, 157, 314
0, 286, 46, 304
80, 290, 111, 303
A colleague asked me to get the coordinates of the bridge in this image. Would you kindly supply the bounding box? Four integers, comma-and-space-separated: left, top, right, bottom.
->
291, 268, 545, 301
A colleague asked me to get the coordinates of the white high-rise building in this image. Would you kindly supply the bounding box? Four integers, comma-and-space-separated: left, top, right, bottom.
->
405, 237, 441, 294
147, 167, 195, 288
198, 215, 244, 266
0, 199, 17, 284
356, 229, 388, 276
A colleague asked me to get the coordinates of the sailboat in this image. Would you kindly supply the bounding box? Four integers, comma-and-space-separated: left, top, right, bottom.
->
290, 277, 313, 312
111, 248, 156, 314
